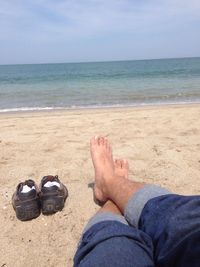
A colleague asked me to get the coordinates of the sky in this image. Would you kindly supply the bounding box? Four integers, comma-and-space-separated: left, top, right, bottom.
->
0, 0, 200, 64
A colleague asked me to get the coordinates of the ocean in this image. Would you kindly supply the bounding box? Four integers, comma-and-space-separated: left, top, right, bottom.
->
0, 57, 200, 112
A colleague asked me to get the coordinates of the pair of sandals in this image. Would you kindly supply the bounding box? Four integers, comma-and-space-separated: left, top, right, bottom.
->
12, 175, 68, 221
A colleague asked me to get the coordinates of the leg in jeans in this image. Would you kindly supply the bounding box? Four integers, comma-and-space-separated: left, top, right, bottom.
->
74, 200, 155, 267
90, 136, 200, 267
74, 157, 155, 267
138, 193, 200, 267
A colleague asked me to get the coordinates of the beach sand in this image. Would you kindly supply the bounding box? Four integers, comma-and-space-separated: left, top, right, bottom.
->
0, 104, 200, 267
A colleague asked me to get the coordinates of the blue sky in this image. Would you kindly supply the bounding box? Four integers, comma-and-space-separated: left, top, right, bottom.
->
0, 0, 200, 64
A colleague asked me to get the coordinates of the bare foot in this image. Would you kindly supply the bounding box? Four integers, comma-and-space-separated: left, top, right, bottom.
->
93, 158, 129, 205
90, 136, 129, 204
114, 159, 129, 179
90, 136, 115, 203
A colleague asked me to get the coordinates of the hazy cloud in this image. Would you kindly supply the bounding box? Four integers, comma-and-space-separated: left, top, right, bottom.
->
0, 0, 199, 63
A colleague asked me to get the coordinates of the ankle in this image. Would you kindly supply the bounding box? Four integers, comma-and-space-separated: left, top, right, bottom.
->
98, 200, 122, 215
103, 175, 121, 197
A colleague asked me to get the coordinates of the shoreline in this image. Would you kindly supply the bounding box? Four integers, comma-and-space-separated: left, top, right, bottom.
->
0, 101, 200, 117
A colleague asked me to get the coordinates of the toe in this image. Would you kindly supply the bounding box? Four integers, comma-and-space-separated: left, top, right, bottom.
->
104, 138, 108, 147
122, 159, 129, 178
99, 136, 108, 146
122, 159, 129, 170
98, 136, 104, 145
115, 159, 121, 168
120, 159, 124, 168
90, 136, 98, 146
108, 145, 113, 158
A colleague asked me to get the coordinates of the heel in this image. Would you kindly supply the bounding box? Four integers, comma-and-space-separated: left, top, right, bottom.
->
41, 196, 64, 215
15, 200, 40, 221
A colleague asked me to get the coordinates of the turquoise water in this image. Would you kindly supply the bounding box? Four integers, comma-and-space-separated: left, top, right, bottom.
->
0, 57, 200, 112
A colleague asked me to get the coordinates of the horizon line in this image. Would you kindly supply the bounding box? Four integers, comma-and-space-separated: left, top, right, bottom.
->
0, 56, 200, 66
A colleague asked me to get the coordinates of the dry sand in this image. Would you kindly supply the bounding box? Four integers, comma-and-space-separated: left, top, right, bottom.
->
0, 104, 200, 267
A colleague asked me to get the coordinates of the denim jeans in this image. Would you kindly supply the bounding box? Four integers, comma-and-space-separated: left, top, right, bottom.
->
74, 185, 200, 267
